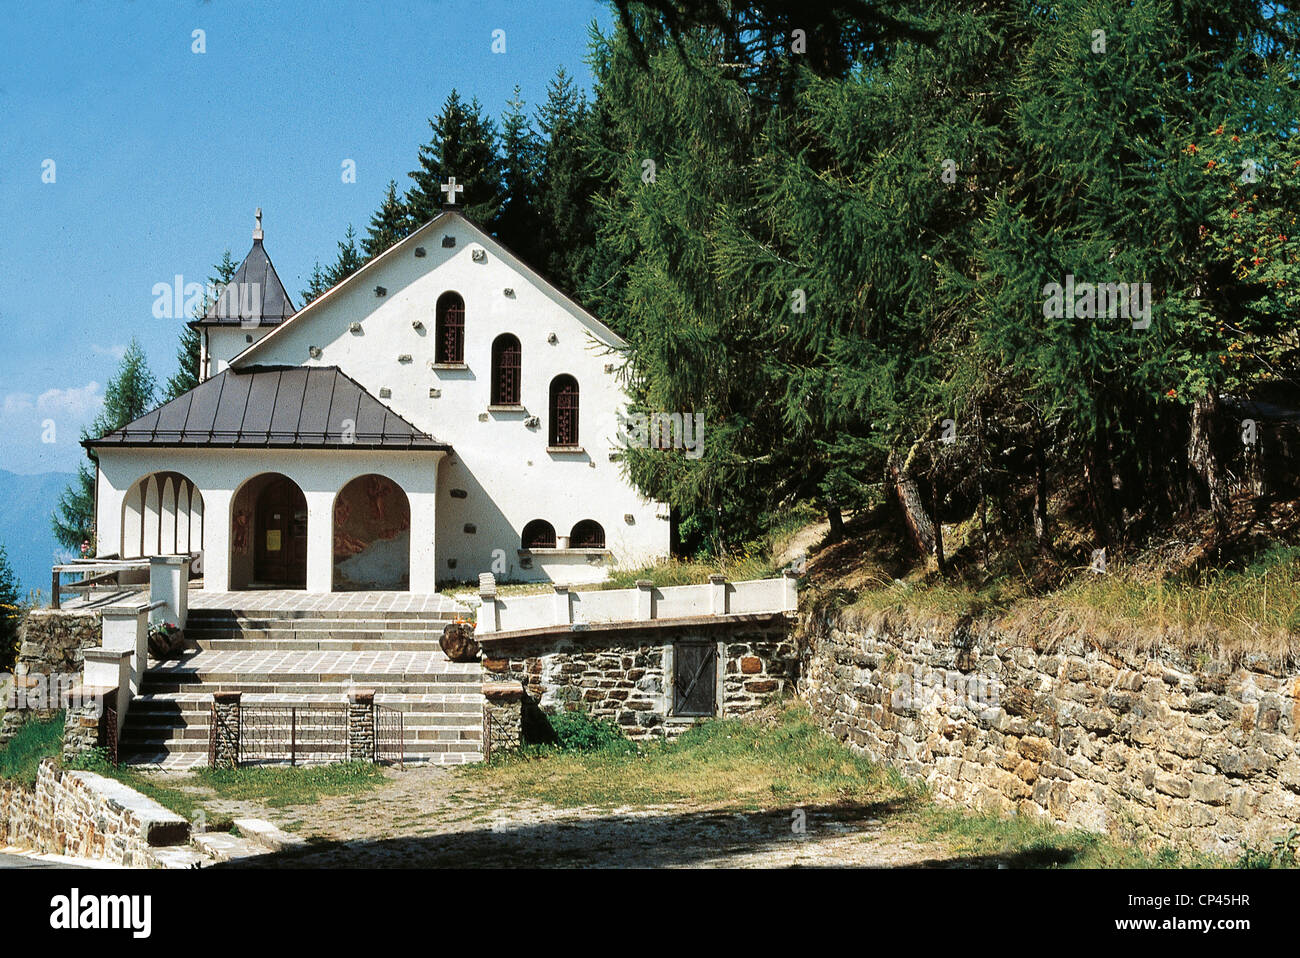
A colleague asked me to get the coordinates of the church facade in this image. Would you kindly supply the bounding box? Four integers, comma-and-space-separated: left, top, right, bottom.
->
87, 202, 671, 593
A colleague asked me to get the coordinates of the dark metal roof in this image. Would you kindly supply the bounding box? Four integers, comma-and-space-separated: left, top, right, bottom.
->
85, 366, 450, 450
194, 239, 296, 327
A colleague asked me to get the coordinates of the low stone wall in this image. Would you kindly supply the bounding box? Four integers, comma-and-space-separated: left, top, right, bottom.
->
481, 617, 797, 741
0, 609, 103, 747
0, 759, 189, 866
801, 613, 1300, 856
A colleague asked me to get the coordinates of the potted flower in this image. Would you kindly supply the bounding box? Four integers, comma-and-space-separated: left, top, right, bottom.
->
148, 620, 185, 659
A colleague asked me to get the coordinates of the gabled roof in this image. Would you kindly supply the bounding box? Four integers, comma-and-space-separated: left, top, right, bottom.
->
192, 236, 296, 328
229, 210, 627, 366
85, 366, 449, 451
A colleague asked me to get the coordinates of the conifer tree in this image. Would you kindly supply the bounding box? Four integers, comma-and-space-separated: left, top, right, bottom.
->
165, 249, 237, 400
0, 544, 20, 670
52, 340, 158, 551
362, 180, 412, 261
300, 259, 331, 305
496, 87, 544, 265
326, 224, 365, 286
405, 90, 505, 227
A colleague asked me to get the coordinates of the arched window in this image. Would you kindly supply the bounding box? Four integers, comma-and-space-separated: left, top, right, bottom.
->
491, 334, 521, 405
549, 375, 579, 447
570, 520, 605, 549
521, 519, 556, 550
435, 291, 465, 364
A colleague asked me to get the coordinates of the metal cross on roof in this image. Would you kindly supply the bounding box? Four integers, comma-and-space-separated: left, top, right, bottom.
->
440, 176, 464, 205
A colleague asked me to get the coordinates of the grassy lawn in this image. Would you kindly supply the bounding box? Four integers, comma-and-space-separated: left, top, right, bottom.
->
0, 712, 63, 785
464, 700, 915, 810
185, 762, 387, 808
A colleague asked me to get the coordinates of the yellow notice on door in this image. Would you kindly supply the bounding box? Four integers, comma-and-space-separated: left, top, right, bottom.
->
266, 530, 282, 551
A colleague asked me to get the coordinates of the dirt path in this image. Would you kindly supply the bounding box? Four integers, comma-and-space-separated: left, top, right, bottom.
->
162, 765, 969, 868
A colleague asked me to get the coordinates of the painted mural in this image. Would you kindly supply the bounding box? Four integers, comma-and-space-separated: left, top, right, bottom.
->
333, 474, 411, 590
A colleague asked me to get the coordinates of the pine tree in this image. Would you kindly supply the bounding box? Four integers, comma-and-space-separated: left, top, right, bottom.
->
535, 68, 599, 294
405, 89, 505, 227
496, 86, 544, 264
362, 180, 411, 261
326, 225, 365, 286
165, 249, 237, 400
300, 259, 331, 305
52, 339, 158, 552
0, 543, 21, 671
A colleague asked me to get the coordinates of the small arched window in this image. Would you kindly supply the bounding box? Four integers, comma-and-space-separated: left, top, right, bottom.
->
521, 519, 557, 550
435, 291, 465, 364
570, 520, 605, 549
549, 375, 579, 447
491, 334, 521, 405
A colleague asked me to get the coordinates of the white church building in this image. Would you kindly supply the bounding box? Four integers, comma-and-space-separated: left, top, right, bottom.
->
87, 191, 671, 594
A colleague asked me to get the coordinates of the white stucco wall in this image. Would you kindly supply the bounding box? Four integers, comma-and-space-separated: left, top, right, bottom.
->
228, 213, 670, 584
200, 325, 272, 378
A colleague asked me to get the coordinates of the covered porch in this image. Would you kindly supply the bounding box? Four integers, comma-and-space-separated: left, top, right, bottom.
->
85, 365, 452, 596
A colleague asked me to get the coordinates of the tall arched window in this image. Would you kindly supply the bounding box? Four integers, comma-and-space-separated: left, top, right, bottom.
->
570, 520, 605, 549
435, 291, 465, 364
491, 334, 521, 405
549, 375, 579, 447
521, 519, 556, 550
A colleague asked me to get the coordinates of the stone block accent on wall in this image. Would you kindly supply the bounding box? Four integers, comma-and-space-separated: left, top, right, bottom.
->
801, 614, 1300, 856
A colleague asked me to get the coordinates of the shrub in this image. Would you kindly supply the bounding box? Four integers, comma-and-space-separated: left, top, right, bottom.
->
546, 710, 637, 755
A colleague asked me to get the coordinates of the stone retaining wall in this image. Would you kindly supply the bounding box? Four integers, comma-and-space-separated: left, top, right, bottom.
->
481, 618, 797, 740
801, 613, 1300, 855
0, 609, 103, 747
0, 759, 189, 866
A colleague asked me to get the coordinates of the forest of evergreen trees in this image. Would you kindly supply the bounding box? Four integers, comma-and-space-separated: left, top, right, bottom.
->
112, 1, 1300, 576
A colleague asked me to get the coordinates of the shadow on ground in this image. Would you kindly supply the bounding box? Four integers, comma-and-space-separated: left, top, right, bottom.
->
218, 799, 1092, 869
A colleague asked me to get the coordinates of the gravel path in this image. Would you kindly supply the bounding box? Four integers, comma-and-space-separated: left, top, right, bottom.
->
167, 765, 968, 868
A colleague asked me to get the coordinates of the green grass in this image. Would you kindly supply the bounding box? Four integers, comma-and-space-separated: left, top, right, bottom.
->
0, 713, 64, 785
188, 761, 387, 808
843, 542, 1300, 658
464, 699, 918, 810
914, 808, 1219, 869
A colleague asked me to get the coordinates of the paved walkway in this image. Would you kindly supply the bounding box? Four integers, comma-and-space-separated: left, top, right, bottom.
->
150, 649, 481, 677
189, 590, 467, 615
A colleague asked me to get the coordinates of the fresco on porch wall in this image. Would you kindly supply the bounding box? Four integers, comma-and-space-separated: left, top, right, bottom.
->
333, 475, 411, 590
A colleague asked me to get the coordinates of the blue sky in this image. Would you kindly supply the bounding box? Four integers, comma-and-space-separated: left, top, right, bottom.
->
0, 0, 612, 475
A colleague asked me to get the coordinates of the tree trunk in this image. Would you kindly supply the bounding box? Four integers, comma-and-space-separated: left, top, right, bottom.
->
888, 446, 936, 558
1084, 432, 1117, 549
1032, 422, 1051, 552
1188, 389, 1227, 521
827, 504, 845, 542
931, 480, 946, 575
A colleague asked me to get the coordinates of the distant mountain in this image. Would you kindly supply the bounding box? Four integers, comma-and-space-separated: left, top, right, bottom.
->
0, 469, 76, 602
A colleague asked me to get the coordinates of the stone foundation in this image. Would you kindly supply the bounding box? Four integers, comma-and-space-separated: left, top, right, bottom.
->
801, 613, 1300, 856
0, 759, 189, 866
481, 618, 797, 741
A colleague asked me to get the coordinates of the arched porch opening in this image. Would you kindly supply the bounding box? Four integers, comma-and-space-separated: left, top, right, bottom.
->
332, 474, 411, 591
120, 471, 205, 561
230, 472, 308, 590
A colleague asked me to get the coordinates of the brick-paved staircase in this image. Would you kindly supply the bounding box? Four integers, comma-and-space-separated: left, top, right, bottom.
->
121, 607, 483, 769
